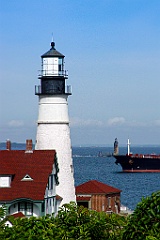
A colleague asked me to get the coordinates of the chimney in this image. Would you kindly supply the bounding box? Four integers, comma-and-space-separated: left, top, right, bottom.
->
6, 140, 11, 150
26, 139, 33, 152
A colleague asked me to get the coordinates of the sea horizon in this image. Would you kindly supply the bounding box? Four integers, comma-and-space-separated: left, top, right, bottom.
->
0, 142, 160, 148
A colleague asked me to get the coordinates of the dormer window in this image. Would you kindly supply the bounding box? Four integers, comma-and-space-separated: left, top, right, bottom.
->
21, 174, 33, 181
0, 176, 11, 187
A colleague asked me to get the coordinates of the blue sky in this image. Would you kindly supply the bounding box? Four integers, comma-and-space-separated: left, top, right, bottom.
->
0, 0, 160, 146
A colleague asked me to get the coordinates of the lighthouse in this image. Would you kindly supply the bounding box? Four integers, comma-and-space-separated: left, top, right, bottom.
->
35, 41, 76, 205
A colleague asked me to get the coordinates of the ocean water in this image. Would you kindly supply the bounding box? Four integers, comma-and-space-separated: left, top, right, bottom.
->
1, 143, 159, 210
73, 146, 160, 210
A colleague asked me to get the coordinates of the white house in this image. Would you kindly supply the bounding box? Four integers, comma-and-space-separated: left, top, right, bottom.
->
0, 140, 61, 217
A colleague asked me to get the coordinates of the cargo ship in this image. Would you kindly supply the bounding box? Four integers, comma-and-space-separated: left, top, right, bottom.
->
113, 138, 160, 172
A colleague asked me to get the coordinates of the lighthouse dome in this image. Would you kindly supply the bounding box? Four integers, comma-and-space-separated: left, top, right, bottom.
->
41, 42, 65, 58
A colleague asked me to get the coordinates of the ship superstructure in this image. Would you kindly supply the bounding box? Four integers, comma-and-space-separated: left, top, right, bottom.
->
114, 139, 160, 172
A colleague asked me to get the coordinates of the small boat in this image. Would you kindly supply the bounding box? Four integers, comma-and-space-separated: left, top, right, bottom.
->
98, 151, 112, 157
113, 138, 160, 172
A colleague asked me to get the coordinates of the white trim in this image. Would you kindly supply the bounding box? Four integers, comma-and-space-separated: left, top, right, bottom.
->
21, 174, 33, 181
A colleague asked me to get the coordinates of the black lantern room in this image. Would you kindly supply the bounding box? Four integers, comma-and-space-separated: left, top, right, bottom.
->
35, 42, 71, 95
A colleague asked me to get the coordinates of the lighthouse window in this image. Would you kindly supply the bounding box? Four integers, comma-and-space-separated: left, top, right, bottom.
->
58, 58, 62, 64
58, 64, 61, 71
58, 59, 63, 73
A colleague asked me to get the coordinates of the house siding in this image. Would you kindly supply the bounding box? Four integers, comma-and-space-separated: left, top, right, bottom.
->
76, 180, 122, 213
0, 148, 60, 217
78, 193, 121, 213
7, 201, 44, 217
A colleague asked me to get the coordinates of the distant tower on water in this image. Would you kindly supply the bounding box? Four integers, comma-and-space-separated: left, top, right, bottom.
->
114, 138, 119, 155
35, 41, 76, 205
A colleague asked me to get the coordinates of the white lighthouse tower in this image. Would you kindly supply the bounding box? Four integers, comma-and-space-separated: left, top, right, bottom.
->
35, 41, 76, 205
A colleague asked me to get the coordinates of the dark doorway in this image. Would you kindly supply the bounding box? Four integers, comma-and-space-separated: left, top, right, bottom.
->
77, 201, 89, 208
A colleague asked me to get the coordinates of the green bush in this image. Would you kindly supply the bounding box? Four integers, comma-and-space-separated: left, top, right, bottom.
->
1, 215, 59, 240
1, 191, 159, 240
0, 202, 126, 240
122, 191, 160, 240
0, 205, 7, 232
55, 202, 127, 239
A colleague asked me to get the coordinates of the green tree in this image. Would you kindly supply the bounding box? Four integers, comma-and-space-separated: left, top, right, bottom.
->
1, 202, 126, 240
0, 205, 6, 228
122, 191, 160, 240
1, 192, 159, 239
2, 215, 60, 240
55, 202, 91, 239
55, 202, 126, 240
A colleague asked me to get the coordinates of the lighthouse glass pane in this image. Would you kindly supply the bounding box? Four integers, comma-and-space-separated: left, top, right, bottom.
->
58, 58, 63, 75
42, 58, 48, 76
42, 58, 60, 76
58, 64, 61, 71
58, 58, 62, 64
48, 58, 54, 75
53, 58, 58, 75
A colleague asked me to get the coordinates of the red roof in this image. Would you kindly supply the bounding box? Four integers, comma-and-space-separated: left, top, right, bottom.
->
10, 212, 25, 219
56, 195, 63, 200
76, 180, 121, 195
0, 150, 56, 201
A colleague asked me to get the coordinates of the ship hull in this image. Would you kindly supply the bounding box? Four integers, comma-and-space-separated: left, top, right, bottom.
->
114, 155, 160, 172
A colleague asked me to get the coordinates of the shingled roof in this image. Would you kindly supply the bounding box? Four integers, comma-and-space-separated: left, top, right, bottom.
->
0, 150, 57, 201
76, 180, 121, 195
41, 42, 65, 58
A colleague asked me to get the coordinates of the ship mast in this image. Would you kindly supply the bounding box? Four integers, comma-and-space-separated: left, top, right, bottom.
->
127, 139, 130, 155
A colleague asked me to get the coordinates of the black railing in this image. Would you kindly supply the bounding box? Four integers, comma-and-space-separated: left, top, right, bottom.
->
35, 85, 72, 95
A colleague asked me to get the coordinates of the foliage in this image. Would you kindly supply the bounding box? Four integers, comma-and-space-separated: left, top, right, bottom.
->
1, 215, 59, 240
0, 202, 126, 240
105, 213, 126, 240
122, 191, 160, 240
0, 205, 7, 228
1, 191, 159, 240
55, 202, 127, 239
